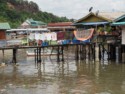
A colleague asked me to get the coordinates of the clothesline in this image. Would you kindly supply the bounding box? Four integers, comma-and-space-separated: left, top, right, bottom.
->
28, 28, 94, 42
29, 32, 65, 41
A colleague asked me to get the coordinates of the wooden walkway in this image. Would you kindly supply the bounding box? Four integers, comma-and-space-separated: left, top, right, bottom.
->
0, 43, 125, 64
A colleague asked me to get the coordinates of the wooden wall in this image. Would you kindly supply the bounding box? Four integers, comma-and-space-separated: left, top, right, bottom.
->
79, 15, 107, 23
0, 30, 6, 40
122, 26, 125, 44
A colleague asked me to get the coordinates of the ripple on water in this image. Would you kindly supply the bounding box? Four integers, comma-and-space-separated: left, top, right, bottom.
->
96, 92, 111, 94
69, 89, 87, 94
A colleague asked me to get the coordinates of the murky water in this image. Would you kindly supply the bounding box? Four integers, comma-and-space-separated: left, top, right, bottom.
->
0, 49, 125, 94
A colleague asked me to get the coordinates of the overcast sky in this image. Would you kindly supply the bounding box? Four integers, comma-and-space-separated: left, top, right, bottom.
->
28, 0, 125, 19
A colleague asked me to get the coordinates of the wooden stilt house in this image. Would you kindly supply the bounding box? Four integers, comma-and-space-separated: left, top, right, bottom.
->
112, 14, 125, 44
73, 12, 125, 43
0, 23, 10, 40
0, 22, 11, 47
47, 22, 75, 32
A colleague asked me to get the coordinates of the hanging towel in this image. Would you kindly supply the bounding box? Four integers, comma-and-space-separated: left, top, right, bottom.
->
40, 33, 46, 41
46, 33, 52, 40
51, 32, 57, 41
29, 33, 35, 40
35, 33, 40, 40
57, 32, 65, 40
74, 29, 94, 41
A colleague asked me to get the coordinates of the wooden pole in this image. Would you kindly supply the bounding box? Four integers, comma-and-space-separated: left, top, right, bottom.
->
34, 49, 37, 64
107, 44, 110, 61
95, 43, 99, 61
99, 44, 101, 61
57, 46, 60, 62
80, 44, 82, 60
12, 48, 17, 64
122, 45, 125, 63
118, 45, 122, 62
38, 47, 41, 63
36, 47, 39, 63
88, 44, 91, 60
1, 49, 5, 66
85, 45, 87, 60
61, 46, 64, 61
76, 44, 79, 60
93, 43, 95, 61
81, 44, 84, 60
102, 44, 105, 61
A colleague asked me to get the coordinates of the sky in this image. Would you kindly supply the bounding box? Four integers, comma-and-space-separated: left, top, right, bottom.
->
28, 0, 125, 19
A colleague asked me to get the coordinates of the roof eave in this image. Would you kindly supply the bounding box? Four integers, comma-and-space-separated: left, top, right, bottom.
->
114, 15, 125, 22
75, 12, 94, 23
75, 12, 112, 24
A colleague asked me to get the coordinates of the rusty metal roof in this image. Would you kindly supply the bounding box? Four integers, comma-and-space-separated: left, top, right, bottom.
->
48, 22, 73, 27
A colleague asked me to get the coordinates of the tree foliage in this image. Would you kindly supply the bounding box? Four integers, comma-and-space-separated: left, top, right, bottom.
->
0, 0, 70, 28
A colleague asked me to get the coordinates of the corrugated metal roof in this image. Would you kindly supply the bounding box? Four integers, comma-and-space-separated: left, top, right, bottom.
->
114, 14, 125, 22
111, 22, 125, 26
73, 21, 109, 26
111, 14, 125, 26
0, 23, 11, 30
6, 28, 49, 32
26, 18, 46, 26
76, 12, 125, 23
98, 12, 125, 21
48, 22, 73, 27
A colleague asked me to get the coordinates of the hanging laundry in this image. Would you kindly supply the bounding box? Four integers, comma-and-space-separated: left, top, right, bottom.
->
57, 32, 65, 40
65, 31, 74, 40
74, 29, 94, 41
35, 33, 40, 40
38, 39, 42, 46
29, 33, 35, 40
51, 32, 57, 41
46, 33, 52, 40
40, 33, 46, 41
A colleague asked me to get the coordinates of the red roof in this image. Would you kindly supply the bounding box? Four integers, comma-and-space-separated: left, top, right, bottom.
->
48, 22, 73, 27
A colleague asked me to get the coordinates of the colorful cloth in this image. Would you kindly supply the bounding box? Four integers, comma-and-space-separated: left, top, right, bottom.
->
51, 32, 57, 41
57, 32, 65, 40
46, 33, 52, 40
40, 33, 46, 41
29, 33, 35, 40
65, 31, 74, 40
74, 29, 94, 41
35, 33, 40, 40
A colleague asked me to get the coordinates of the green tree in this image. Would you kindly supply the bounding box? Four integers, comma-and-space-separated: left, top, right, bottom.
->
0, 0, 70, 28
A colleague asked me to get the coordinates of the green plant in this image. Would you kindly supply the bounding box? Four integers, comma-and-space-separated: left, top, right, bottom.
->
105, 26, 111, 33
0, 0, 70, 28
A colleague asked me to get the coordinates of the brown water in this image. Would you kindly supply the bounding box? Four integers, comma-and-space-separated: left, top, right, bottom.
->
0, 50, 125, 94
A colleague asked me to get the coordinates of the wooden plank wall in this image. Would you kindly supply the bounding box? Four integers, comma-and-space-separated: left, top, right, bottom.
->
0, 30, 6, 40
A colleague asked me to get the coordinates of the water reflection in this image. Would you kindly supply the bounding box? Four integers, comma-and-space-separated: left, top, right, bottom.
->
0, 56, 125, 94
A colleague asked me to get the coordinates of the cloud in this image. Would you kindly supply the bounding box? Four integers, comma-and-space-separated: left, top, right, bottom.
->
28, 0, 125, 19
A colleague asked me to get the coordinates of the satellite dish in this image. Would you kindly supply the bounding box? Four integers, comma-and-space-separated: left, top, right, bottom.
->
89, 7, 93, 12
96, 10, 99, 16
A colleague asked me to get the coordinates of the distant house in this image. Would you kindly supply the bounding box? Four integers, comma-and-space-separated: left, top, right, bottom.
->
0, 22, 11, 47
19, 18, 47, 29
47, 22, 75, 40
72, 12, 125, 43
47, 22, 75, 32
0, 22, 11, 40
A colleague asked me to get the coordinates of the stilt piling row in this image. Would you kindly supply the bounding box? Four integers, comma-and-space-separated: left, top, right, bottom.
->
0, 43, 125, 65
